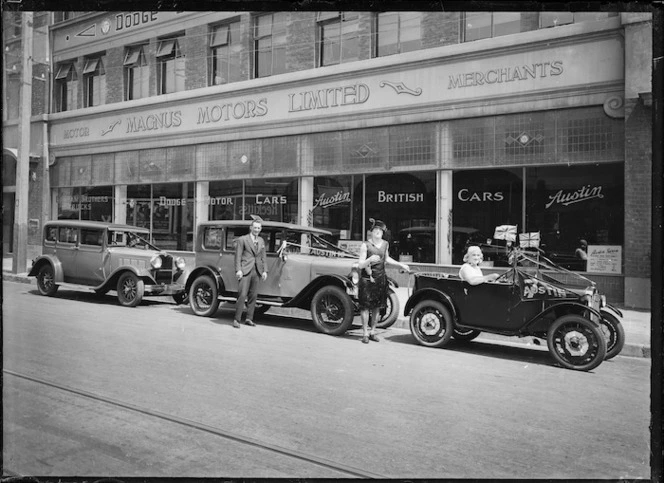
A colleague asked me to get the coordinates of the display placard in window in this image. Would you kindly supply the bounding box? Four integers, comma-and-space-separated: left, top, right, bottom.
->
586, 245, 622, 274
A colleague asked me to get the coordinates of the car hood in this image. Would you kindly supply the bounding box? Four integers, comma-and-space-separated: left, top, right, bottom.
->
287, 253, 357, 278
107, 247, 168, 258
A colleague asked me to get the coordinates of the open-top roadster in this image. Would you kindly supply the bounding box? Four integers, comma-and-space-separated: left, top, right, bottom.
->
404, 249, 624, 371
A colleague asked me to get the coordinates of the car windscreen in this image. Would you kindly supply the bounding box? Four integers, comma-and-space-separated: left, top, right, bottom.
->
108, 230, 158, 250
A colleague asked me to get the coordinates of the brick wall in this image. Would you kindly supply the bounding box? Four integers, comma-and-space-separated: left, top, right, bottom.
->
106, 46, 125, 104
624, 98, 652, 279
287, 12, 316, 72
185, 24, 208, 90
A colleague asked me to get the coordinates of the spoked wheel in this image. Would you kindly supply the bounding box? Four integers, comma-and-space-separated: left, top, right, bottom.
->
117, 272, 145, 307
189, 275, 219, 317
599, 310, 626, 360
310, 285, 354, 336
547, 315, 607, 371
375, 289, 400, 329
452, 327, 481, 342
409, 300, 453, 348
36, 264, 59, 296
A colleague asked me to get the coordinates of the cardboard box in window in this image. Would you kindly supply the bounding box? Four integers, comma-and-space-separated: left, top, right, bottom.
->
399, 255, 413, 263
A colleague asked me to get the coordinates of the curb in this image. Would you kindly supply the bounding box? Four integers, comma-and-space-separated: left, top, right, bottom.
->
392, 316, 651, 360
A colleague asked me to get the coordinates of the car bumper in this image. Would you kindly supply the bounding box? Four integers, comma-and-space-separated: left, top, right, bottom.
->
145, 283, 186, 296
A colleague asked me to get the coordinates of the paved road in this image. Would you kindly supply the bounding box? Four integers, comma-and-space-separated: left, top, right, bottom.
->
2, 280, 652, 479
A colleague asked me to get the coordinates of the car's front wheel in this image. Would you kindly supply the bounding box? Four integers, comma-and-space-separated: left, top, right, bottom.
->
36, 264, 58, 296
375, 288, 400, 329
452, 327, 481, 342
189, 275, 219, 317
409, 300, 453, 348
547, 314, 607, 371
311, 285, 354, 336
117, 272, 144, 307
599, 310, 625, 360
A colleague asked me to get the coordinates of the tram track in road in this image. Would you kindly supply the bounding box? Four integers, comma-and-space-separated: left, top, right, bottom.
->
4, 369, 387, 479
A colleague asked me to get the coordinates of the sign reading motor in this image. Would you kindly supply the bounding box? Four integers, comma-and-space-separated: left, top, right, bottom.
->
116, 12, 159, 31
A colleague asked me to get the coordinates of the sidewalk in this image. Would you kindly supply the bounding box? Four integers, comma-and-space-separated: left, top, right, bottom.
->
2, 256, 652, 359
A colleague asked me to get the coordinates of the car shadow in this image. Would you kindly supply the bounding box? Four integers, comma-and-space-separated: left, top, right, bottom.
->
383, 331, 557, 368
28, 288, 165, 307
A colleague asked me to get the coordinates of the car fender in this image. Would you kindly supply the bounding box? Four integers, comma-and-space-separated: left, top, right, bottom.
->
284, 274, 352, 309
387, 276, 399, 289
184, 265, 224, 294
525, 301, 603, 330
28, 255, 65, 283
403, 287, 458, 320
93, 265, 157, 292
603, 304, 623, 319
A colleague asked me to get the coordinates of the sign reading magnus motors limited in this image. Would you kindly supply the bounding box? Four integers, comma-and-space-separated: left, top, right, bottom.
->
50, 37, 622, 147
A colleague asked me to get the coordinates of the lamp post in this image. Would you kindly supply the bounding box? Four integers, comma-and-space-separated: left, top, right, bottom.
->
12, 11, 33, 274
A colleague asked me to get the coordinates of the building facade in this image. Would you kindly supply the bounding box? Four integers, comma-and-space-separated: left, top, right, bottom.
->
4, 11, 654, 308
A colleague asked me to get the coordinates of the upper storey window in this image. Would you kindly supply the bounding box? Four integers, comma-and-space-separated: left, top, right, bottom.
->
375, 12, 423, 57
157, 36, 185, 94
254, 13, 287, 78
540, 11, 618, 28
83, 55, 106, 107
210, 20, 242, 85
463, 12, 522, 41
124, 45, 149, 100
55, 62, 77, 112
317, 11, 360, 66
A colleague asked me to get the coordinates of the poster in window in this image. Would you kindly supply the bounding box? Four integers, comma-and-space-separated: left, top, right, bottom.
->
586, 245, 621, 274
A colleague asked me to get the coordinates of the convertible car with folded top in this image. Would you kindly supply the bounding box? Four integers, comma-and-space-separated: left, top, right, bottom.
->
404, 249, 624, 371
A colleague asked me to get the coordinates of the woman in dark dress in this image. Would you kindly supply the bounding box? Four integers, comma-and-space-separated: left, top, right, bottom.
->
357, 219, 410, 344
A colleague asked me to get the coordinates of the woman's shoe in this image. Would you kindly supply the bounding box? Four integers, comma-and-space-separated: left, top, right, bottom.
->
361, 336, 369, 344
369, 333, 379, 342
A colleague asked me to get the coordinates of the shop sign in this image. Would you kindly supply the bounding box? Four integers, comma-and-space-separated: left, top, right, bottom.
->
377, 191, 424, 203
448, 61, 563, 89
240, 194, 288, 217
288, 83, 370, 112
586, 245, 621, 274
545, 185, 604, 209
197, 99, 268, 125
313, 190, 351, 210
457, 189, 504, 202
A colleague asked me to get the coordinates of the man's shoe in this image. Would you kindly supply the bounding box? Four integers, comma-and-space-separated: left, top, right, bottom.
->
361, 335, 369, 344
233, 320, 241, 328
369, 333, 380, 342
245, 320, 256, 327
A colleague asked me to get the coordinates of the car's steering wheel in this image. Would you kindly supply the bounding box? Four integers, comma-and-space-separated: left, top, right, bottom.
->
493, 270, 512, 283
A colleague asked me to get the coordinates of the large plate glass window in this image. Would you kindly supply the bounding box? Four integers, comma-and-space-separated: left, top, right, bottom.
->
312, 175, 358, 242
124, 45, 149, 100
244, 178, 298, 223
56, 186, 113, 222
157, 36, 185, 95
83, 54, 106, 107
254, 13, 287, 78
210, 20, 242, 86
317, 11, 360, 66
208, 180, 243, 220
54, 61, 77, 112
375, 12, 422, 57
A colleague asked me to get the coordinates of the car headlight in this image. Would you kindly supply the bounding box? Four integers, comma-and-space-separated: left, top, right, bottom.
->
600, 294, 606, 308
351, 270, 359, 285
175, 257, 186, 270
150, 255, 163, 269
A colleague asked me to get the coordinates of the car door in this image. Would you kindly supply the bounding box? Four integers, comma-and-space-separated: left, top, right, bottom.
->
76, 227, 106, 285
457, 281, 516, 330
56, 226, 79, 282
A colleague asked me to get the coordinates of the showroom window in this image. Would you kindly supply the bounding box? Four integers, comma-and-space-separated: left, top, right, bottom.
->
312, 175, 359, 241
254, 13, 287, 78
83, 54, 106, 107
244, 177, 298, 223
56, 186, 113, 222
157, 36, 185, 95
124, 45, 149, 100
208, 180, 244, 220
375, 12, 423, 57
210, 20, 242, 86
317, 11, 360, 66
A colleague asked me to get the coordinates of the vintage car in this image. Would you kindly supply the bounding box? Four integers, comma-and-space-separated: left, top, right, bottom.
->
184, 220, 401, 335
28, 220, 188, 307
404, 249, 625, 371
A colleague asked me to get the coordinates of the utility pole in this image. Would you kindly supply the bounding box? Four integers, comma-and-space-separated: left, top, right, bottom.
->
13, 11, 33, 274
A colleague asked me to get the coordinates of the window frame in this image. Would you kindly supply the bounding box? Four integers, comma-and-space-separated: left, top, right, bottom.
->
156, 36, 185, 95
124, 45, 149, 101
375, 11, 423, 58
54, 61, 77, 112
209, 19, 242, 86
317, 11, 360, 67
83, 54, 106, 108
462, 12, 522, 42
253, 12, 287, 78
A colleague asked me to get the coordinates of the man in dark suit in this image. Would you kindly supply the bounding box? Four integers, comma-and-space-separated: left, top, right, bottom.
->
233, 218, 268, 328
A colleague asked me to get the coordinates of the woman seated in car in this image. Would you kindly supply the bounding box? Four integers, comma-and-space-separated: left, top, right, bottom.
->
459, 246, 500, 285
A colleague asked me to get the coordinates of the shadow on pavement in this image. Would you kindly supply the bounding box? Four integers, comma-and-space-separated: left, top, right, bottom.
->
26, 288, 165, 307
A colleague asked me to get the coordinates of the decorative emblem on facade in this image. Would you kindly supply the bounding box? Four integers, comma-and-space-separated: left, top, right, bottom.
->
101, 120, 121, 136
76, 24, 96, 38
505, 131, 544, 147
603, 95, 625, 119
379, 81, 422, 96
355, 143, 377, 158
101, 20, 111, 35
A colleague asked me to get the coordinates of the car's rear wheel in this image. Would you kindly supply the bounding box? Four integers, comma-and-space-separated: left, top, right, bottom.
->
189, 275, 219, 317
599, 310, 625, 360
117, 272, 144, 307
36, 264, 58, 296
311, 285, 354, 336
547, 315, 607, 371
172, 292, 189, 305
409, 300, 453, 348
452, 328, 481, 342
375, 289, 400, 329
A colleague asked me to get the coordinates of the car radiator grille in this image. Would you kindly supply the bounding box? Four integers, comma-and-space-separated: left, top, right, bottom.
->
154, 270, 175, 284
